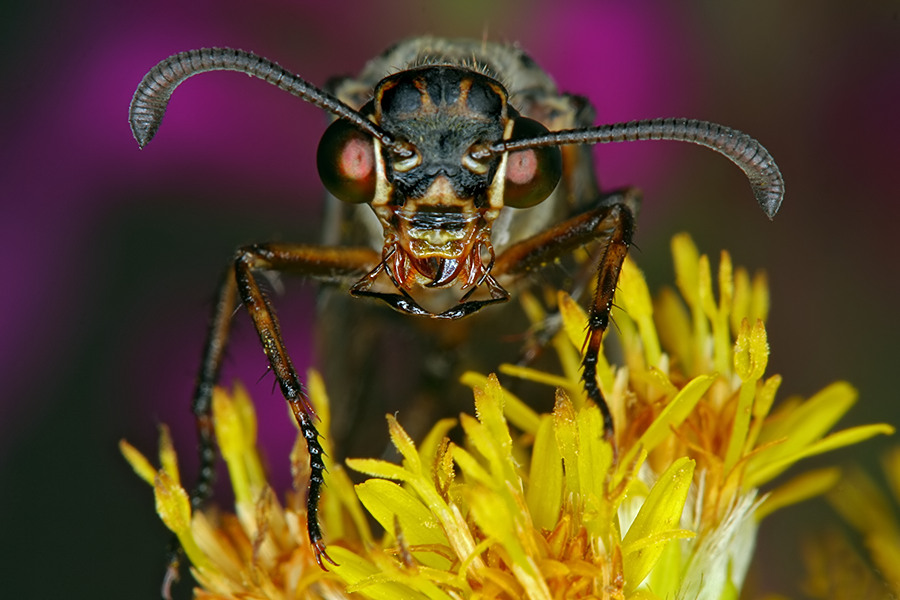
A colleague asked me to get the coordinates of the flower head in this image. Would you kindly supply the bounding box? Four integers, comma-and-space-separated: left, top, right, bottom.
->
122, 234, 893, 599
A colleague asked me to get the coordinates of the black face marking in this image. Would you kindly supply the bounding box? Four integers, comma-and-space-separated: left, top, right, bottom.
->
376, 66, 508, 201
466, 79, 503, 116
423, 67, 461, 106
380, 79, 422, 114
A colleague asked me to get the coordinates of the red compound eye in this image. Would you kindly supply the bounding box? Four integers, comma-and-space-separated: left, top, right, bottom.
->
317, 119, 376, 204
503, 117, 562, 208
506, 149, 538, 185
339, 138, 373, 180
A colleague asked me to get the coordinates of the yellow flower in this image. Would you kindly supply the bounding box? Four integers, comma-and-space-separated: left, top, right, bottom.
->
121, 377, 366, 599
802, 446, 900, 599
121, 233, 893, 599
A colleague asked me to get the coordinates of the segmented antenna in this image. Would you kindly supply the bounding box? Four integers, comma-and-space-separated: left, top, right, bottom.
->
494, 118, 785, 219
129, 47, 392, 149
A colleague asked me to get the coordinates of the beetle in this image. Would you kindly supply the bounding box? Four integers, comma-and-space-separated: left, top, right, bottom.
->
130, 35, 783, 580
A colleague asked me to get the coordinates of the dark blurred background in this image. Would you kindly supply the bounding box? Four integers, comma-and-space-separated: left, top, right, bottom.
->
1, 1, 898, 598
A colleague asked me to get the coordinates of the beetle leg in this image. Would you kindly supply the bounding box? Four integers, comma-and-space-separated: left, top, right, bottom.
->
493, 188, 640, 441
182, 243, 379, 575
190, 267, 240, 508
161, 264, 240, 599
191, 244, 383, 506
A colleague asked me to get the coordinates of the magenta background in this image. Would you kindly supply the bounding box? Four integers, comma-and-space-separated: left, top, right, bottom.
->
1, 1, 898, 598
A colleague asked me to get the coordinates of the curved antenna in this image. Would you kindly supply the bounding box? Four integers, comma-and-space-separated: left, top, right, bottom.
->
129, 47, 393, 149
491, 118, 784, 218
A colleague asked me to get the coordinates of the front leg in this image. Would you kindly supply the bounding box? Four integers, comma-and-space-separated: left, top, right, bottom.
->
235, 243, 380, 565
186, 243, 379, 575
493, 189, 640, 440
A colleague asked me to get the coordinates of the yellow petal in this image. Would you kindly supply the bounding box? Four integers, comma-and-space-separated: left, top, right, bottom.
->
827, 466, 898, 536
707, 250, 734, 376
467, 486, 552, 600
575, 403, 614, 507
470, 374, 515, 483
231, 382, 257, 447
230, 384, 267, 491
212, 387, 253, 505
718, 250, 734, 317
672, 233, 701, 309
621, 374, 716, 471
154, 471, 214, 574
653, 286, 693, 373
526, 415, 563, 531
460, 371, 541, 435
119, 439, 157, 486
646, 533, 683, 597
747, 424, 895, 488
306, 369, 332, 440
418, 417, 458, 468
621, 457, 696, 593
154, 470, 191, 537
355, 479, 449, 550
755, 467, 842, 520
388, 414, 422, 474
867, 533, 900, 597
552, 390, 580, 500
750, 270, 770, 324
329, 546, 432, 600
730, 267, 751, 336
757, 382, 857, 449
518, 289, 547, 324
157, 424, 180, 485
346, 457, 412, 482
883, 446, 900, 506
749, 381, 859, 485
450, 440, 494, 488
617, 256, 662, 368
558, 289, 589, 351
499, 363, 572, 394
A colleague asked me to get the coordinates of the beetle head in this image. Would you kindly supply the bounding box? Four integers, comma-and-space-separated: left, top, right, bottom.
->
317, 65, 562, 295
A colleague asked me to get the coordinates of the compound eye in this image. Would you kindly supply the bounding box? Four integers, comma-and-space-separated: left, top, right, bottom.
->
317, 119, 376, 204
503, 117, 562, 208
